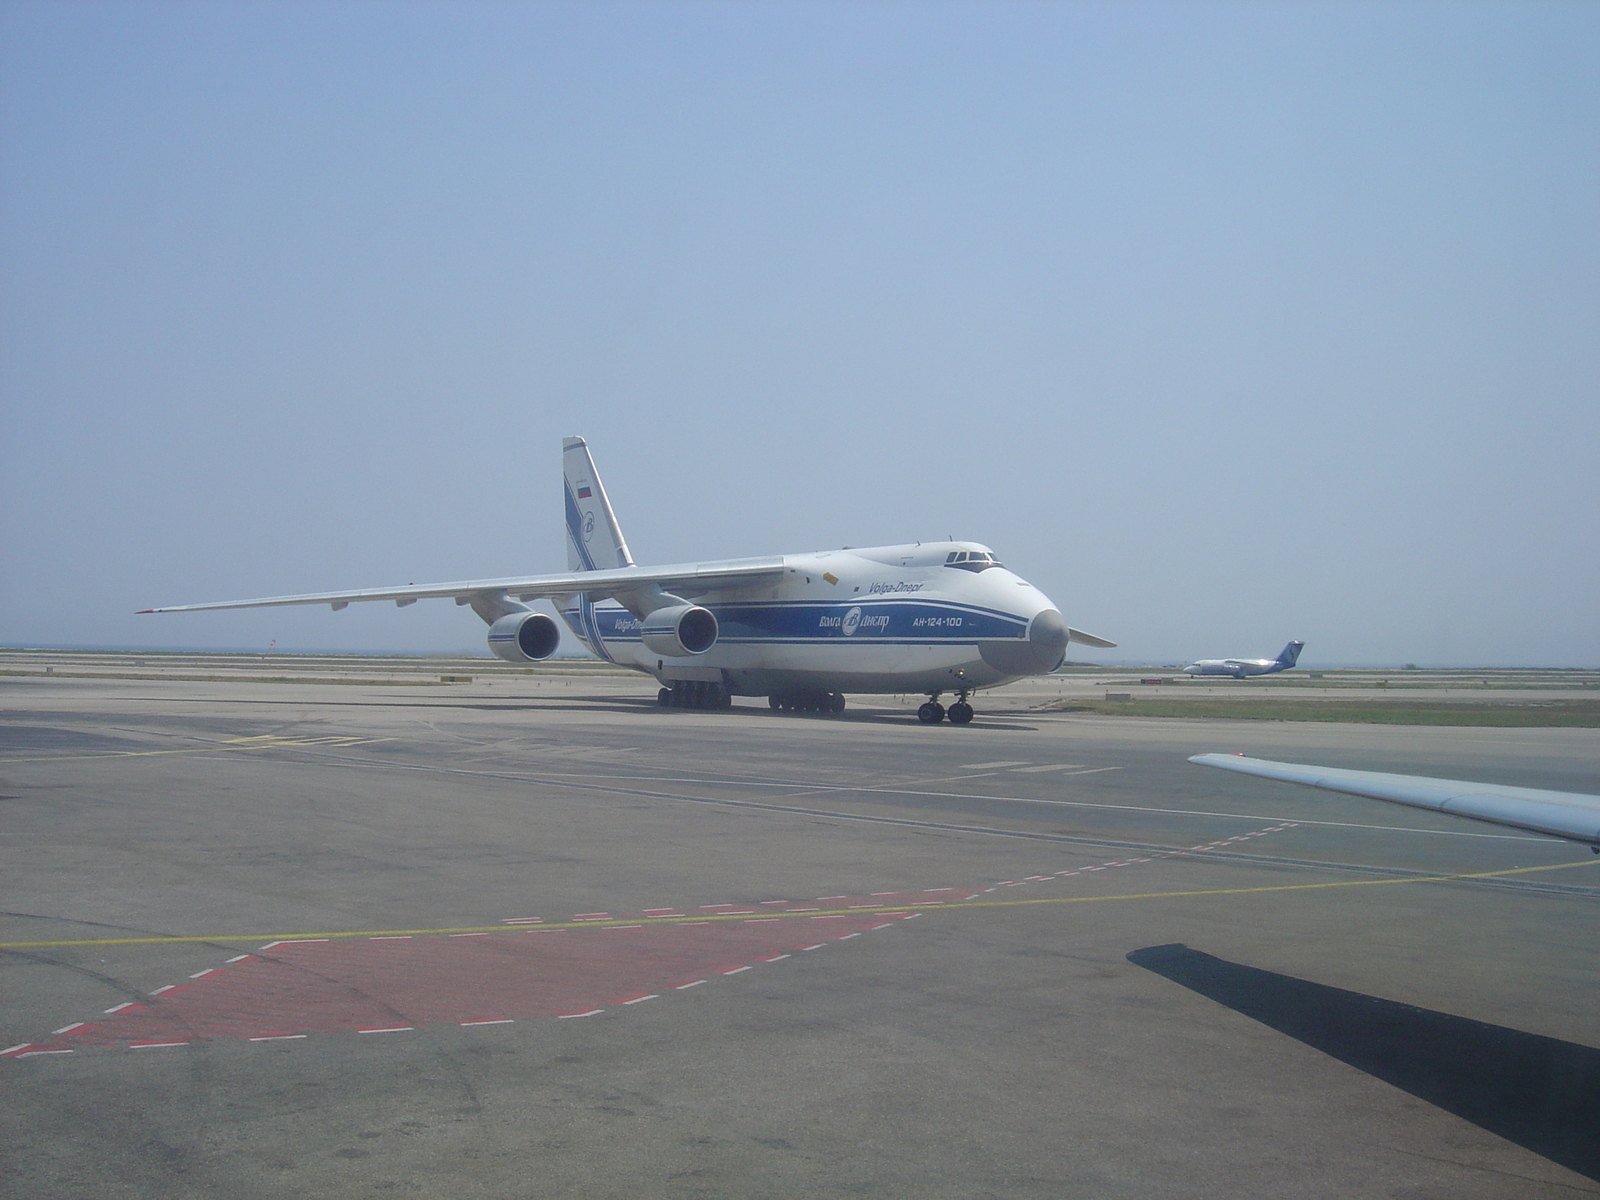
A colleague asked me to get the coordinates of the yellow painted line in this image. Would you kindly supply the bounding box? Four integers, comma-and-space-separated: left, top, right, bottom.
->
0, 738, 394, 764
1, 859, 1591, 950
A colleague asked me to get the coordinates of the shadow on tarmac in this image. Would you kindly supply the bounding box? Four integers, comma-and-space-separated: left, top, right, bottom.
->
1127, 943, 1600, 1182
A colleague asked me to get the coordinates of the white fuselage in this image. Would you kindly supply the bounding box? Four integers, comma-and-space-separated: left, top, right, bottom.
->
1183, 658, 1287, 678
554, 541, 1068, 697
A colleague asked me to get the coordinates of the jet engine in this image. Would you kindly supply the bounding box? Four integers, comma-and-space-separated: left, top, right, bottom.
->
487, 611, 561, 663
641, 604, 718, 657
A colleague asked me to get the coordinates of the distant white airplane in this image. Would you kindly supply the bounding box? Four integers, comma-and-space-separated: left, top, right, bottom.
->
1183, 640, 1304, 679
141, 438, 1115, 724
1191, 753, 1600, 851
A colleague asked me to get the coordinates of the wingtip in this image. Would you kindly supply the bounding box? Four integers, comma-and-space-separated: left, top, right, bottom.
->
135, 609, 155, 614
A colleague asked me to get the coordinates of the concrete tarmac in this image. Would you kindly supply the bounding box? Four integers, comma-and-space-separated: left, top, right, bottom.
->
2, 672, 1597, 1199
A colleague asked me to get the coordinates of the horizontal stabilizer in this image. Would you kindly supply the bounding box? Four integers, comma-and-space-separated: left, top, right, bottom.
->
1190, 753, 1600, 848
1067, 628, 1117, 649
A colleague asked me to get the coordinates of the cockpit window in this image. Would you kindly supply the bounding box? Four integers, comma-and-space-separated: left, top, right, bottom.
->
944, 550, 1003, 572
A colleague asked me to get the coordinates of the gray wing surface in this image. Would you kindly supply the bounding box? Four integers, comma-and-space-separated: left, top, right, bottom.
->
138, 558, 787, 614
1189, 753, 1600, 848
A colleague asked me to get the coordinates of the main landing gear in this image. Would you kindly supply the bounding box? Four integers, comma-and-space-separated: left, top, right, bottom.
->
918, 690, 974, 725
768, 690, 846, 715
659, 681, 731, 709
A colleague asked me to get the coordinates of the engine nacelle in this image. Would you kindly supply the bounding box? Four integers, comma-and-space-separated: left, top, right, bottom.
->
487, 611, 561, 663
641, 604, 718, 657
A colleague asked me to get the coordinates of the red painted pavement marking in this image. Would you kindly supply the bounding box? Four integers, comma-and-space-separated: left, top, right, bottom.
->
20, 912, 910, 1051
9, 823, 1300, 1058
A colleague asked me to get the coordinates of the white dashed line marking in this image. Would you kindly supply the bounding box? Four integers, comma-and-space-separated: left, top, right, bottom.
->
761, 954, 791, 962
150, 985, 176, 995
623, 995, 659, 1005
960, 761, 1031, 769
250, 1034, 306, 1042
1010, 763, 1085, 773
722, 966, 752, 975
52, 1023, 84, 1035
130, 1041, 187, 1050
558, 1009, 604, 1019
837, 932, 860, 940
189, 969, 214, 978
675, 980, 707, 989
104, 1002, 136, 1014
460, 1019, 514, 1026
356, 1026, 414, 1035
225, 954, 251, 964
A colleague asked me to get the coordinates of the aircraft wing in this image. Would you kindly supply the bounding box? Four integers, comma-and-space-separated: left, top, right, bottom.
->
1190, 753, 1600, 848
138, 557, 788, 614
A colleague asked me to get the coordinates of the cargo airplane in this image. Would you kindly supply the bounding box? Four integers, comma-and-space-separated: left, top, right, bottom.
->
1183, 640, 1304, 679
141, 438, 1115, 724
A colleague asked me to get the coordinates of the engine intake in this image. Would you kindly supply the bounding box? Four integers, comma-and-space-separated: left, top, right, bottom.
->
641, 604, 718, 657
487, 611, 561, 663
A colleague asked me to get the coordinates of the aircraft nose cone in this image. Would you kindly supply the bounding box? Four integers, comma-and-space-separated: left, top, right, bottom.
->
978, 607, 1070, 676
1029, 608, 1070, 666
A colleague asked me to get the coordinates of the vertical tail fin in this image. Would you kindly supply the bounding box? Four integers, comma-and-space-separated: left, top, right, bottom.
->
563, 437, 634, 572
1277, 640, 1305, 666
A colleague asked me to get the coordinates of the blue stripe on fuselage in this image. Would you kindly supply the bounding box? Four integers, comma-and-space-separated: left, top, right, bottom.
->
580, 599, 1027, 647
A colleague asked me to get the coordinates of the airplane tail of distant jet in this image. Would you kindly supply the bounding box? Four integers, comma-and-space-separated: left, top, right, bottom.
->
1276, 640, 1305, 667
564, 437, 635, 572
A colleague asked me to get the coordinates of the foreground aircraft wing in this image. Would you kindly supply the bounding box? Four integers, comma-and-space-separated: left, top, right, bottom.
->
1190, 753, 1600, 849
138, 558, 788, 614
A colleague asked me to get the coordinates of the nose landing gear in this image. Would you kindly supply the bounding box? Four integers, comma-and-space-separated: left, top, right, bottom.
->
920, 689, 975, 725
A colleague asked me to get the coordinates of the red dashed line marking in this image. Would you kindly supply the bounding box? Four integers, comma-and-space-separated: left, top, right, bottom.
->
9, 827, 1308, 1061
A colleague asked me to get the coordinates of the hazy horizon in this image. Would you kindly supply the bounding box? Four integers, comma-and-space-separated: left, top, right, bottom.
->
3, 2, 1596, 668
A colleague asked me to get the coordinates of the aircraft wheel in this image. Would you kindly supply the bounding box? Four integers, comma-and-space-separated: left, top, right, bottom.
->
769, 695, 782, 710
917, 701, 946, 724
829, 693, 846, 714
658, 687, 671, 707
947, 701, 974, 724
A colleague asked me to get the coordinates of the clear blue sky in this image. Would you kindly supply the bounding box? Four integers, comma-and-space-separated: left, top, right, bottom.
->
2, 1, 1596, 665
